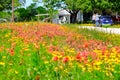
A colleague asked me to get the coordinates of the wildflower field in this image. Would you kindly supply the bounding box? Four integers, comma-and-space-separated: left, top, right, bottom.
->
0, 22, 120, 80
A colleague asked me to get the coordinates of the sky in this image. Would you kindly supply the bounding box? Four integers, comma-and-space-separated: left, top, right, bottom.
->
25, 0, 43, 8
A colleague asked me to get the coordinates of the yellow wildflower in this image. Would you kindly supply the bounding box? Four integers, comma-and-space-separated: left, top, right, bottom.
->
87, 67, 92, 72
59, 66, 64, 70
5, 33, 11, 37
104, 57, 108, 61
23, 48, 29, 51
68, 62, 73, 67
42, 43, 45, 46
15, 70, 18, 74
93, 66, 101, 71
112, 48, 117, 53
67, 56, 74, 61
2, 56, 6, 59
106, 72, 109, 76
79, 65, 86, 71
93, 61, 102, 66
44, 61, 49, 64
82, 67, 86, 72
55, 67, 58, 71
64, 69, 68, 73
8, 62, 13, 65
0, 62, 5, 66
58, 55, 62, 58
86, 64, 91, 67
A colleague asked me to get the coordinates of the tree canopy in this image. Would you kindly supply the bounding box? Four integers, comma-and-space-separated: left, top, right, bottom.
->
1, 0, 120, 22
0, 0, 25, 11
15, 3, 47, 21
42, 0, 120, 23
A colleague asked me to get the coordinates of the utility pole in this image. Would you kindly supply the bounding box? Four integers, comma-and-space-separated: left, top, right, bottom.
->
12, 0, 14, 22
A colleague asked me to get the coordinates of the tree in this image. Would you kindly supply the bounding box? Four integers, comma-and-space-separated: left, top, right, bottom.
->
63, 0, 120, 22
90, 0, 113, 15
63, 0, 91, 23
36, 6, 47, 20
108, 0, 120, 15
42, 0, 120, 23
12, 0, 26, 22
43, 0, 62, 22
42, 0, 92, 23
12, 0, 14, 22
0, 0, 23, 22
0, 0, 11, 11
15, 3, 47, 21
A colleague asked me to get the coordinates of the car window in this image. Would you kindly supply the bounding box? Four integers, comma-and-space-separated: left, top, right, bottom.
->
100, 16, 111, 19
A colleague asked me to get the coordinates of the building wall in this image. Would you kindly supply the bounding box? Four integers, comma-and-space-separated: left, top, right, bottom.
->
76, 11, 83, 22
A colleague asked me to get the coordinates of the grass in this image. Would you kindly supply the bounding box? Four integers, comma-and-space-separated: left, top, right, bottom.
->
64, 23, 120, 28
64, 24, 120, 46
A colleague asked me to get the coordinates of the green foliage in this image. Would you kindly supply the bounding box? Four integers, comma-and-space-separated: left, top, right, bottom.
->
108, 0, 120, 12
64, 0, 91, 12
0, 0, 24, 11
0, 12, 11, 20
0, 0, 12, 11
14, 3, 47, 21
36, 6, 47, 14
43, 0, 60, 20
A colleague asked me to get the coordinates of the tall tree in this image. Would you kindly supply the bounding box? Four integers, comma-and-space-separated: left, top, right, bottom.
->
12, 0, 26, 22
12, 0, 14, 22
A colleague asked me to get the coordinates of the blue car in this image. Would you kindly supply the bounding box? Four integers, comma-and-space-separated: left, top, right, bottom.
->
99, 16, 113, 26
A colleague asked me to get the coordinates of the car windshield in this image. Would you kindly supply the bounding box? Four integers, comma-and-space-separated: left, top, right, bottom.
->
100, 16, 111, 19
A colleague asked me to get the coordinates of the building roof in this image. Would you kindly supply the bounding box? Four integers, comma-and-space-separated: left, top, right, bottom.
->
35, 14, 49, 16
58, 10, 70, 16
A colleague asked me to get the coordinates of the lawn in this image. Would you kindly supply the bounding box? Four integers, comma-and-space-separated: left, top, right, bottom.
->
0, 22, 120, 80
64, 24, 120, 46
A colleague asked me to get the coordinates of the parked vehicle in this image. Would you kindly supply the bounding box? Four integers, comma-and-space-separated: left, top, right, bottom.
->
99, 16, 113, 26
111, 16, 120, 23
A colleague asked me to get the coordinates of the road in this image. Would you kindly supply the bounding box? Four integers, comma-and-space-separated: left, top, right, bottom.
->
79, 26, 120, 35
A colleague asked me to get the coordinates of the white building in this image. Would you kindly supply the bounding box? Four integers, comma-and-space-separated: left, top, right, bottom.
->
52, 9, 83, 24
52, 10, 70, 24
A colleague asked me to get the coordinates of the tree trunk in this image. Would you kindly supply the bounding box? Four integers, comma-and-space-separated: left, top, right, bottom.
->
12, 0, 14, 22
70, 13, 77, 23
70, 13, 78, 23
116, 12, 118, 18
66, 10, 79, 23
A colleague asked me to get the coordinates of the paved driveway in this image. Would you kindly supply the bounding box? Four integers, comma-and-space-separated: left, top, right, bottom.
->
79, 26, 120, 35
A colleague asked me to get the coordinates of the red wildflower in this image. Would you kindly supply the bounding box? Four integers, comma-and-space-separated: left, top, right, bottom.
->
35, 75, 40, 80
76, 51, 88, 63
115, 47, 120, 53
83, 43, 88, 48
9, 48, 14, 56
53, 56, 58, 61
76, 52, 82, 61
62, 57, 69, 63
102, 47, 106, 55
84, 59, 88, 64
